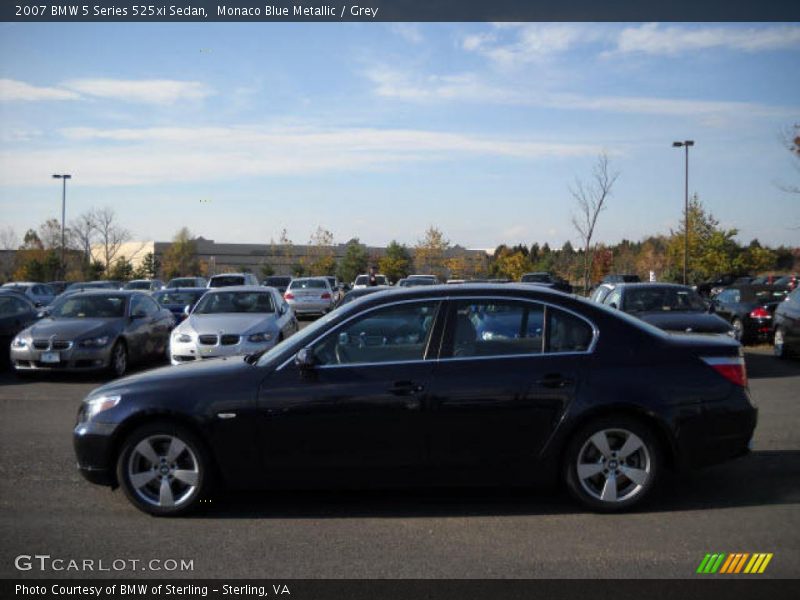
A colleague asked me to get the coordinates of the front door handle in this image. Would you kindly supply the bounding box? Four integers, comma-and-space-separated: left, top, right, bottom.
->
389, 381, 424, 396
536, 374, 573, 388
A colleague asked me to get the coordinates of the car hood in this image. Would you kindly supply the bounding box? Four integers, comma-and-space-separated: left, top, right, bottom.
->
23, 317, 120, 340
181, 313, 276, 335
636, 311, 732, 334
89, 355, 256, 399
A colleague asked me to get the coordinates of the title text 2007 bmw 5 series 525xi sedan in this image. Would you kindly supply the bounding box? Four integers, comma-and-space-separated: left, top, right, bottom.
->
73, 284, 757, 516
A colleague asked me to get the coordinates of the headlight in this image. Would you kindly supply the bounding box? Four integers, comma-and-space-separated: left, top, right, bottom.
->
83, 395, 121, 420
173, 332, 192, 343
11, 336, 27, 348
78, 335, 110, 348
248, 332, 273, 343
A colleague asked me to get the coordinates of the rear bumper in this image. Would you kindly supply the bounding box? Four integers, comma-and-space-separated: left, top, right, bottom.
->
675, 391, 758, 470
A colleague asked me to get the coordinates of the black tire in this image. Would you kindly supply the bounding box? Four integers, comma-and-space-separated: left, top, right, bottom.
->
109, 340, 128, 378
116, 420, 213, 517
564, 416, 662, 512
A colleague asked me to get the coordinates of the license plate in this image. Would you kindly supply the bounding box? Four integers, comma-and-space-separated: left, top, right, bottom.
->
40, 351, 60, 363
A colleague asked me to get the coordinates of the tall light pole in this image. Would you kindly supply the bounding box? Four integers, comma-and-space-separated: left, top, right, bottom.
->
672, 141, 694, 285
52, 174, 72, 279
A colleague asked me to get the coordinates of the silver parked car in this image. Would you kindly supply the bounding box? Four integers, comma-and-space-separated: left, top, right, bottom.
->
2, 281, 56, 307
10, 290, 175, 377
284, 277, 335, 316
169, 286, 297, 365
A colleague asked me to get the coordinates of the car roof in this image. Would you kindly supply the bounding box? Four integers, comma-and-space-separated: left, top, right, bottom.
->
56, 289, 142, 297
610, 283, 691, 291
210, 273, 252, 278
155, 286, 207, 292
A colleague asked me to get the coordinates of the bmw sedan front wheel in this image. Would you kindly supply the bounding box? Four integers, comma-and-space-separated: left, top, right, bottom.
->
564, 417, 661, 512
116, 421, 212, 516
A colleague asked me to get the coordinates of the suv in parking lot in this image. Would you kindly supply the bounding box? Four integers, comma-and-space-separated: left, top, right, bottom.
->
208, 273, 260, 288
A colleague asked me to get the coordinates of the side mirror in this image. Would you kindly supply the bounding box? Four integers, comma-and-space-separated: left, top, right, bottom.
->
183, 305, 192, 316
279, 304, 287, 315
294, 347, 316, 370
608, 302, 618, 310
37, 309, 49, 319
131, 311, 146, 320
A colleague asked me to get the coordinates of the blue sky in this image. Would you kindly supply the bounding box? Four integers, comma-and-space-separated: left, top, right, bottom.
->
1, 22, 798, 250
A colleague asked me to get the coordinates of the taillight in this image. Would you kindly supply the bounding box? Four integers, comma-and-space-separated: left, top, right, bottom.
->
701, 356, 748, 388
321, 292, 331, 300
284, 292, 294, 300
749, 307, 770, 319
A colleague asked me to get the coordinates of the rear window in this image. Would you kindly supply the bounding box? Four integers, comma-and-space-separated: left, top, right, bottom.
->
125, 281, 152, 290
209, 276, 245, 288
290, 279, 327, 289
264, 277, 291, 287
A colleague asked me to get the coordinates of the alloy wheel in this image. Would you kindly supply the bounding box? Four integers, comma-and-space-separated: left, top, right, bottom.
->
126, 434, 200, 509
575, 428, 652, 504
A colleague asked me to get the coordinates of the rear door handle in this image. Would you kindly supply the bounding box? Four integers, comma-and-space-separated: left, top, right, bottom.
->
536, 374, 573, 388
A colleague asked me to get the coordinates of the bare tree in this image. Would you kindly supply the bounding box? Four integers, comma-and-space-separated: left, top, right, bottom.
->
69, 211, 97, 264
93, 207, 131, 270
0, 226, 19, 250
571, 153, 619, 294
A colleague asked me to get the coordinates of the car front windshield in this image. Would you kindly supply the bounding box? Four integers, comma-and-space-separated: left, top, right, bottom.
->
210, 276, 245, 287
624, 287, 706, 312
169, 278, 195, 287
194, 291, 274, 314
51, 295, 127, 318
125, 281, 152, 290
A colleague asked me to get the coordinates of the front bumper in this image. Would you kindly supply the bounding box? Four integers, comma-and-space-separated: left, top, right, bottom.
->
11, 342, 113, 371
74, 420, 118, 486
170, 336, 276, 364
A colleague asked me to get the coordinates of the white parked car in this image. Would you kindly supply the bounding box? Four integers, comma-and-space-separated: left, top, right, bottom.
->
352, 274, 388, 289
284, 277, 334, 316
169, 286, 297, 365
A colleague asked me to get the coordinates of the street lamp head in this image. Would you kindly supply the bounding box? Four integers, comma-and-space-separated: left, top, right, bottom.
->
685, 140, 695, 147
52, 174, 72, 179
672, 141, 683, 147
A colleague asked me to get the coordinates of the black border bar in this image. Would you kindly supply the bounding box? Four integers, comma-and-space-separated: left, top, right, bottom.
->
3, 0, 800, 22
3, 579, 800, 600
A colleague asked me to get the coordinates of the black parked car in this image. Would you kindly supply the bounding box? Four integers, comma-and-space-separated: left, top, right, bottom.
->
601, 274, 641, 285
599, 283, 733, 336
0, 291, 39, 368
11, 290, 175, 377
774, 287, 800, 359
262, 276, 293, 295
73, 284, 755, 516
520, 272, 573, 294
152, 288, 208, 324
334, 285, 393, 308
696, 273, 744, 298
712, 285, 790, 344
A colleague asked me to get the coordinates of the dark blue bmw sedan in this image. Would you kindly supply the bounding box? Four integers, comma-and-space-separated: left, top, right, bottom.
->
73, 284, 756, 516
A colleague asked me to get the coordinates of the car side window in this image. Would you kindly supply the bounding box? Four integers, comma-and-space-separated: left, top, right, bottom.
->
451, 300, 544, 358
311, 302, 438, 366
547, 307, 594, 353
0, 296, 29, 315
130, 296, 146, 317
140, 296, 160, 316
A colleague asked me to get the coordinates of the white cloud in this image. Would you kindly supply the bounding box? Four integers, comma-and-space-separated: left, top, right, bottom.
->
462, 24, 605, 66
0, 125, 602, 187
63, 78, 213, 105
390, 23, 423, 44
365, 67, 796, 121
613, 23, 800, 56
0, 79, 79, 102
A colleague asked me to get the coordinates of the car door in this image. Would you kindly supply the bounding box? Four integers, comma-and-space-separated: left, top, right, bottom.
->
256, 300, 442, 481
713, 288, 740, 323
426, 298, 593, 481
126, 295, 156, 361
140, 295, 171, 357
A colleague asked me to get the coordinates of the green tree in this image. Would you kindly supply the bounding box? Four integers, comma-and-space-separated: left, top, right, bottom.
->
307, 226, 337, 276
109, 256, 134, 281
337, 238, 369, 284
414, 225, 450, 279
378, 240, 412, 282
161, 228, 199, 279
260, 263, 275, 278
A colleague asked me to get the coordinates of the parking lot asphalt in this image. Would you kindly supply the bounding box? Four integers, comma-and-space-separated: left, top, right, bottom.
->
0, 342, 798, 579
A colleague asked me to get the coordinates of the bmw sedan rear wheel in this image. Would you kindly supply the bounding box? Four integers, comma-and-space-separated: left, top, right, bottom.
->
565, 417, 661, 512
116, 421, 212, 516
